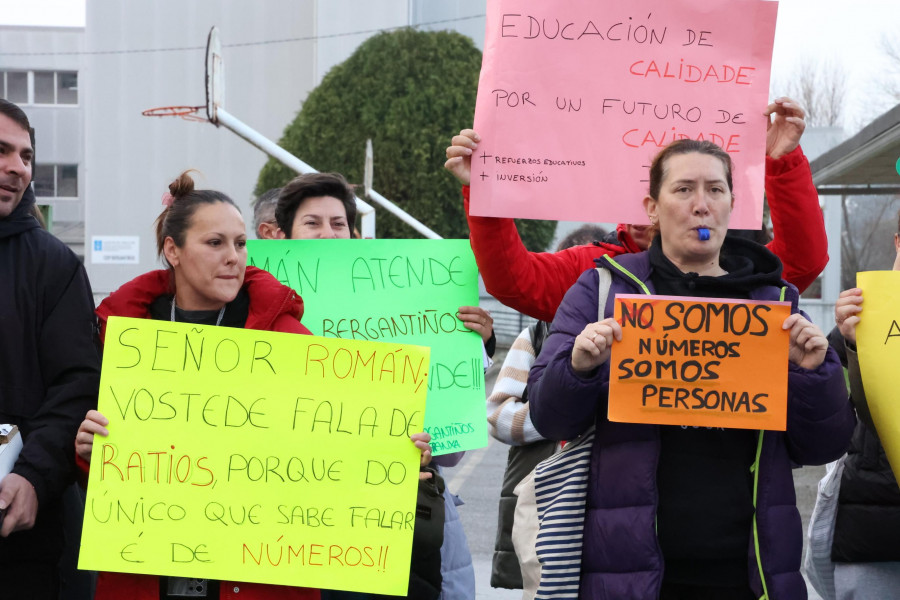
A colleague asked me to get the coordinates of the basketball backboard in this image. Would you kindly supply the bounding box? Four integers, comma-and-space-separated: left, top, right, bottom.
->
205, 27, 224, 124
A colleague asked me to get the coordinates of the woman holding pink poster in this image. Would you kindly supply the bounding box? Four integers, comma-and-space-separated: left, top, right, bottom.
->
444, 97, 826, 322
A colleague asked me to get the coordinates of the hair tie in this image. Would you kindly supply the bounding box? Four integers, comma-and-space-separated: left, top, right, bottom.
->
161, 192, 175, 207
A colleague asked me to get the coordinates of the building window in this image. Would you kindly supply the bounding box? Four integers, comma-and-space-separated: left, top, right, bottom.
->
34, 164, 78, 199
0, 70, 78, 105
34, 71, 56, 104
57, 72, 78, 104
2, 71, 28, 104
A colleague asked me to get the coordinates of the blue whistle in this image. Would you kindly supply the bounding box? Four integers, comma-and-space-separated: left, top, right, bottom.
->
697, 227, 710, 241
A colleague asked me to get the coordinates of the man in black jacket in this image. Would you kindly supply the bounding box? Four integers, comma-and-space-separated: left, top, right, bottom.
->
0, 99, 100, 597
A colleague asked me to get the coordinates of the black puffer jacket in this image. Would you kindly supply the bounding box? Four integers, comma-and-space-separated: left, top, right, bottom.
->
369, 467, 446, 600
0, 186, 101, 565
828, 326, 900, 562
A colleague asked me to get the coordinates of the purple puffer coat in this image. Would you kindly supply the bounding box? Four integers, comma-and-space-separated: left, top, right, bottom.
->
528, 251, 855, 600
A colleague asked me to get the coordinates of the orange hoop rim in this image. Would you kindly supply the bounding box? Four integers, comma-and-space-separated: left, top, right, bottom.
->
141, 105, 208, 123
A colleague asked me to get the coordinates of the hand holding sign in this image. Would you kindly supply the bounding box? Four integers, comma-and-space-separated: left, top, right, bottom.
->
835, 287, 864, 343
572, 318, 623, 374
411, 432, 433, 480
783, 313, 828, 370
764, 97, 807, 160
457, 305, 493, 343
75, 409, 109, 463
444, 129, 481, 186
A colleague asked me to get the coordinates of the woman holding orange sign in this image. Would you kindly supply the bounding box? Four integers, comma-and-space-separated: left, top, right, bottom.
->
527, 139, 854, 600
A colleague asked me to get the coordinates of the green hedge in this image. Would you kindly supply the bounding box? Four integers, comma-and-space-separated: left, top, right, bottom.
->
255, 28, 556, 251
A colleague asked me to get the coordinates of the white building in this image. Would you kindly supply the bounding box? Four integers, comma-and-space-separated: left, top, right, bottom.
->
0, 25, 85, 254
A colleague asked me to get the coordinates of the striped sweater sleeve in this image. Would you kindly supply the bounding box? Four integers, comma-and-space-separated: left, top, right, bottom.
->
487, 326, 546, 445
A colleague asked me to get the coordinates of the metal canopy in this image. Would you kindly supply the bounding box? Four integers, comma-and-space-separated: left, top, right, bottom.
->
810, 103, 900, 195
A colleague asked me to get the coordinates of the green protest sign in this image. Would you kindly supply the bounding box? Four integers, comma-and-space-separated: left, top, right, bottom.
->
248, 239, 488, 454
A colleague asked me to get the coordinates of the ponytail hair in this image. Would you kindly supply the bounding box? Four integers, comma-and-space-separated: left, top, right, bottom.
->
154, 170, 239, 267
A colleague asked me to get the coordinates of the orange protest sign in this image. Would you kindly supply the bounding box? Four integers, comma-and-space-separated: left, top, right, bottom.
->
608, 294, 790, 430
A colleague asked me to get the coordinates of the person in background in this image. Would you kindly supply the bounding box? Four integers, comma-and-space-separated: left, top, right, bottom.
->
486, 224, 607, 590
252, 187, 282, 239
444, 97, 826, 322
0, 98, 101, 599
826, 213, 900, 599
75, 170, 434, 600
276, 172, 491, 600
528, 138, 854, 600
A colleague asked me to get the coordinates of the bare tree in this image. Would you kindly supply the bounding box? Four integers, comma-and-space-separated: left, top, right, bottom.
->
782, 58, 847, 127
841, 196, 900, 289
775, 57, 900, 294
879, 34, 900, 103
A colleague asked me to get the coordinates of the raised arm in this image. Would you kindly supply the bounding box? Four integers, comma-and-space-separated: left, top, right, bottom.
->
463, 187, 601, 321
763, 97, 828, 293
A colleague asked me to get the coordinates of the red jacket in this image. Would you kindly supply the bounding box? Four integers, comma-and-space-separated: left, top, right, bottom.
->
95, 266, 311, 340
89, 266, 317, 600
465, 146, 827, 322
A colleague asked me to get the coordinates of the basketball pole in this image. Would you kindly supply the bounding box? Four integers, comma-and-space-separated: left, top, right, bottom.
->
203, 27, 441, 240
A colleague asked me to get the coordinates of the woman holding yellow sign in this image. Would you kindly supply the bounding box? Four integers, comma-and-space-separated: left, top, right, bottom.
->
815, 225, 900, 599
527, 139, 854, 600
74, 171, 434, 600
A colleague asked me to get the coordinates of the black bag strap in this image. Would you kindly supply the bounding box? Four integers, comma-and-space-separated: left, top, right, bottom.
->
529, 320, 551, 356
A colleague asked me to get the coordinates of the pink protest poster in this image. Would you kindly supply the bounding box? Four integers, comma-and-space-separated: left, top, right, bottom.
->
471, 0, 778, 228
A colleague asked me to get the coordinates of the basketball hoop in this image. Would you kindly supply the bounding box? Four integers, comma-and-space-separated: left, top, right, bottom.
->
141, 28, 222, 126
141, 105, 208, 122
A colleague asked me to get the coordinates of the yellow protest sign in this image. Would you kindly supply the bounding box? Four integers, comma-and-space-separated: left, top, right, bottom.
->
78, 317, 429, 595
856, 271, 900, 480
608, 295, 791, 430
